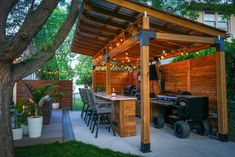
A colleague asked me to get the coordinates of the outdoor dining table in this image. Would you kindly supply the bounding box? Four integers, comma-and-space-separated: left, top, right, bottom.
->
95, 92, 137, 137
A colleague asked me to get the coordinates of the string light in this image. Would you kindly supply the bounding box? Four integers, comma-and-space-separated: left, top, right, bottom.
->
125, 52, 128, 55
120, 38, 123, 42
196, 52, 199, 54
116, 43, 120, 46
109, 46, 112, 50
181, 53, 184, 56
186, 52, 188, 55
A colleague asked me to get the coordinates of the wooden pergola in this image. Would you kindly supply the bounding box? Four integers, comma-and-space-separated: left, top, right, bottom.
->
71, 0, 228, 152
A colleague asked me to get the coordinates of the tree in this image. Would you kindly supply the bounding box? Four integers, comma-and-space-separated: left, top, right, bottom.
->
75, 55, 93, 88
0, 0, 80, 156
139, 0, 235, 19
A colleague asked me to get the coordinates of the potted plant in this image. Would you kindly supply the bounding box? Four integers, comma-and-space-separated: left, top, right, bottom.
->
24, 82, 52, 138
51, 90, 66, 110
10, 101, 26, 140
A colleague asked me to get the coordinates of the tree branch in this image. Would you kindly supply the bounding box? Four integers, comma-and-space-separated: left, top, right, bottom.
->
12, 0, 81, 81
0, 0, 19, 42
0, 0, 60, 63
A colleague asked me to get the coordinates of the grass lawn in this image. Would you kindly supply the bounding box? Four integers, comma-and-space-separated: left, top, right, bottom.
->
73, 93, 83, 111
15, 141, 139, 157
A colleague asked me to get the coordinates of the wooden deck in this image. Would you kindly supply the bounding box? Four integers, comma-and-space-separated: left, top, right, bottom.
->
14, 110, 63, 147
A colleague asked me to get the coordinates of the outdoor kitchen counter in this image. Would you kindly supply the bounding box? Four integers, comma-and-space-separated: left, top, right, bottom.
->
95, 93, 137, 137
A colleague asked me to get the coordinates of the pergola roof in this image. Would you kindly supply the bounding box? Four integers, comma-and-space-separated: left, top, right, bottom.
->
71, 0, 227, 64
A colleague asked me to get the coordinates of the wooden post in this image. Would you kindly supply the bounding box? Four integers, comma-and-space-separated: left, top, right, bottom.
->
186, 60, 191, 92
216, 41, 228, 142
92, 66, 96, 92
106, 59, 111, 95
138, 14, 155, 153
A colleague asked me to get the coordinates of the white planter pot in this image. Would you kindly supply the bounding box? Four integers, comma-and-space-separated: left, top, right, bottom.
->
22, 125, 28, 136
52, 102, 60, 110
28, 116, 43, 138
12, 128, 23, 140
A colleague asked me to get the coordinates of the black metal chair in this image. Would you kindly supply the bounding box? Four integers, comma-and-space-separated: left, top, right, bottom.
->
86, 89, 116, 138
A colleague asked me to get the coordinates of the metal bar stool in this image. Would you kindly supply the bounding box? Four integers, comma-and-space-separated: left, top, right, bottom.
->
86, 89, 116, 138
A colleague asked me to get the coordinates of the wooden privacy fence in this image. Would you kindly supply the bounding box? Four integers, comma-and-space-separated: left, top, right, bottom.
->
94, 70, 133, 93
17, 80, 73, 110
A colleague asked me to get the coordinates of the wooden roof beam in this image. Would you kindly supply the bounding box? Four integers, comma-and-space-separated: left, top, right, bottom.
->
81, 14, 126, 29
74, 37, 105, 46
71, 47, 96, 56
78, 27, 114, 39
156, 32, 215, 44
79, 23, 118, 35
106, 0, 227, 38
74, 41, 103, 49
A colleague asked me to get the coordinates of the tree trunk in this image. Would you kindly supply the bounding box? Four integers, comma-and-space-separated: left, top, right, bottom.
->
0, 63, 15, 157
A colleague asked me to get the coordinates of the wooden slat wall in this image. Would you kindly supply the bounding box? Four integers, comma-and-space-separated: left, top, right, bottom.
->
17, 80, 73, 110
95, 70, 131, 93
161, 54, 217, 125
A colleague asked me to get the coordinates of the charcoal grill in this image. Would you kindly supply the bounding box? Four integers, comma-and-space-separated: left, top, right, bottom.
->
153, 90, 209, 138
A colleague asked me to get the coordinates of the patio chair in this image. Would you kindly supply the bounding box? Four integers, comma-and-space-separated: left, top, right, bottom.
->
79, 88, 87, 119
86, 89, 116, 138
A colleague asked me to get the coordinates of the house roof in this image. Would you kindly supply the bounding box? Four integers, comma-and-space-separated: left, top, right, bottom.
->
71, 0, 227, 63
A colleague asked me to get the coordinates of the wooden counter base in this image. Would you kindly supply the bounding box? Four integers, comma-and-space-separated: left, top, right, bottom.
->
95, 93, 136, 137
113, 100, 136, 137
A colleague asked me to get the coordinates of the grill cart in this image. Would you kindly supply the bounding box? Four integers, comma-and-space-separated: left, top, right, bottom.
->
153, 90, 209, 138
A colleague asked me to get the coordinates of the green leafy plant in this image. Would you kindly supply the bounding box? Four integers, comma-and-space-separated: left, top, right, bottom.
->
10, 99, 29, 128
51, 90, 66, 102
24, 82, 53, 117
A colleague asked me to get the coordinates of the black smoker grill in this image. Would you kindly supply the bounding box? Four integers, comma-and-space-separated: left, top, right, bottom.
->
123, 85, 136, 96
153, 90, 209, 138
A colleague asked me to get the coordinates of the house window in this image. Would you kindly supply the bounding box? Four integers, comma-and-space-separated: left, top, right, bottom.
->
204, 12, 228, 31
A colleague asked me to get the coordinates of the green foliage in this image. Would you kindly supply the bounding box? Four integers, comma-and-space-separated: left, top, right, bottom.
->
15, 141, 139, 157
11, 99, 29, 128
138, 0, 235, 20
172, 48, 216, 63
225, 39, 235, 100
138, 0, 200, 19
24, 82, 53, 117
51, 90, 66, 103
75, 55, 93, 88
34, 8, 76, 80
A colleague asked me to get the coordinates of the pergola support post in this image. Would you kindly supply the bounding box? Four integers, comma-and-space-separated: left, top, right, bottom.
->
215, 38, 228, 142
137, 15, 156, 153
92, 65, 97, 92
106, 58, 111, 95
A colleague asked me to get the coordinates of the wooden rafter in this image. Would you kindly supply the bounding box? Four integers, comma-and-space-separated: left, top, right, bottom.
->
82, 13, 126, 29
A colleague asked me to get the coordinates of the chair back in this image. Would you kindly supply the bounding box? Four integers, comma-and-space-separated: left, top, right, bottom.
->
86, 89, 98, 109
79, 88, 89, 105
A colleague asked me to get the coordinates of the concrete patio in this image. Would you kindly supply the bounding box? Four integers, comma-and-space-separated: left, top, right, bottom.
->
69, 111, 235, 157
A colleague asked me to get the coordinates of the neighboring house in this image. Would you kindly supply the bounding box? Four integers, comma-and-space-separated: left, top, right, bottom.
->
186, 0, 235, 39
196, 10, 235, 38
